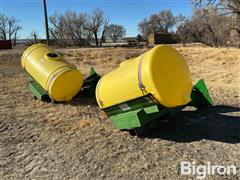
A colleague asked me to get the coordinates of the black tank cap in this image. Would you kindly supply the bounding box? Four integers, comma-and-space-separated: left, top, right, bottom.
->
47, 52, 58, 58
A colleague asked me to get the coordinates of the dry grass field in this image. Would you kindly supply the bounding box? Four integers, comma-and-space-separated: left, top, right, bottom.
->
0, 45, 240, 179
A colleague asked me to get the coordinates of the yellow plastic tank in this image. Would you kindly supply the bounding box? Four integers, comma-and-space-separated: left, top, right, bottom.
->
21, 44, 83, 101
96, 45, 192, 108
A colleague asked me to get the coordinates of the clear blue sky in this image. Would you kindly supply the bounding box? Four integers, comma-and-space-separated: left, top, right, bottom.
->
1, 0, 193, 39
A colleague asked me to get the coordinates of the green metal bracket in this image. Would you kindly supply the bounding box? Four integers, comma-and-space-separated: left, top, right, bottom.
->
29, 81, 51, 101
103, 79, 213, 131
81, 67, 101, 97
24, 70, 51, 102
110, 105, 160, 129
104, 94, 158, 129
89, 67, 96, 76
103, 94, 184, 130
190, 79, 213, 109
103, 94, 156, 116
109, 103, 184, 130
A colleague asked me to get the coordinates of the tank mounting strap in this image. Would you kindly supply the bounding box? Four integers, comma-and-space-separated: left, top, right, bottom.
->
138, 55, 146, 94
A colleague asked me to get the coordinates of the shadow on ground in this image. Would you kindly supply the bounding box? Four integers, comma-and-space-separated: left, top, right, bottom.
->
61, 92, 99, 107
56, 94, 240, 144
144, 105, 240, 144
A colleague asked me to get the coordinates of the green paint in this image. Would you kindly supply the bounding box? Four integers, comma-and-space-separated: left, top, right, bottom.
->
24, 70, 51, 101
110, 105, 160, 130
109, 104, 184, 130
104, 79, 213, 130
143, 105, 159, 114
103, 94, 156, 116
111, 109, 142, 129
28, 81, 50, 101
105, 95, 161, 129
89, 67, 96, 76
81, 67, 101, 97
190, 79, 213, 109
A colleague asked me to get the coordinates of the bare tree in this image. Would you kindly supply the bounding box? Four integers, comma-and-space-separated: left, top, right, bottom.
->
193, 0, 240, 36
148, 14, 161, 33
49, 11, 93, 47
138, 18, 152, 40
99, 19, 109, 46
0, 14, 21, 44
193, 0, 240, 15
158, 10, 177, 33
220, 0, 239, 39
49, 12, 67, 46
7, 16, 20, 41
62, 11, 89, 46
13, 25, 21, 46
177, 7, 233, 46
138, 9, 178, 39
105, 24, 126, 42
177, 18, 205, 43
49, 8, 110, 47
84, 8, 109, 46
0, 14, 8, 40
31, 30, 39, 43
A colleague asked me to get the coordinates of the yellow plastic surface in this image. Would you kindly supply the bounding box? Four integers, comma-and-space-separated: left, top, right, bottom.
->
96, 45, 192, 108
21, 44, 83, 101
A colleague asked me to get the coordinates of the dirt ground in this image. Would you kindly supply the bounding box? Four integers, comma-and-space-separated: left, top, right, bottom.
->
0, 45, 240, 179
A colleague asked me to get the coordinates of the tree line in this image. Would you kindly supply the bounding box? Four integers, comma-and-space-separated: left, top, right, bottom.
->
138, 0, 240, 47
0, 0, 239, 47
0, 8, 126, 47
48, 8, 126, 47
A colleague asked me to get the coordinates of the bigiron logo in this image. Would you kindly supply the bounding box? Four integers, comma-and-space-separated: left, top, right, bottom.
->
180, 161, 238, 179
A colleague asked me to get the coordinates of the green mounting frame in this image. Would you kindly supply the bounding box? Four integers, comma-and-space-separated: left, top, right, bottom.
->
81, 67, 101, 97
104, 95, 158, 129
190, 79, 213, 109
24, 70, 51, 101
28, 80, 50, 101
26, 67, 100, 101
103, 79, 213, 130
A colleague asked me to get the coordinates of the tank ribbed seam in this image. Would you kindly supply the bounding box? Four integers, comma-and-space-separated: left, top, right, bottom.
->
46, 66, 72, 92
138, 55, 146, 95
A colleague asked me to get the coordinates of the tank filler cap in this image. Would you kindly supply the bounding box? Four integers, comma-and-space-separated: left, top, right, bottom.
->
47, 52, 58, 58
45, 52, 60, 60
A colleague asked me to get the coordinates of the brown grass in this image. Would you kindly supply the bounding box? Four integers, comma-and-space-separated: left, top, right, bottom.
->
0, 45, 239, 179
